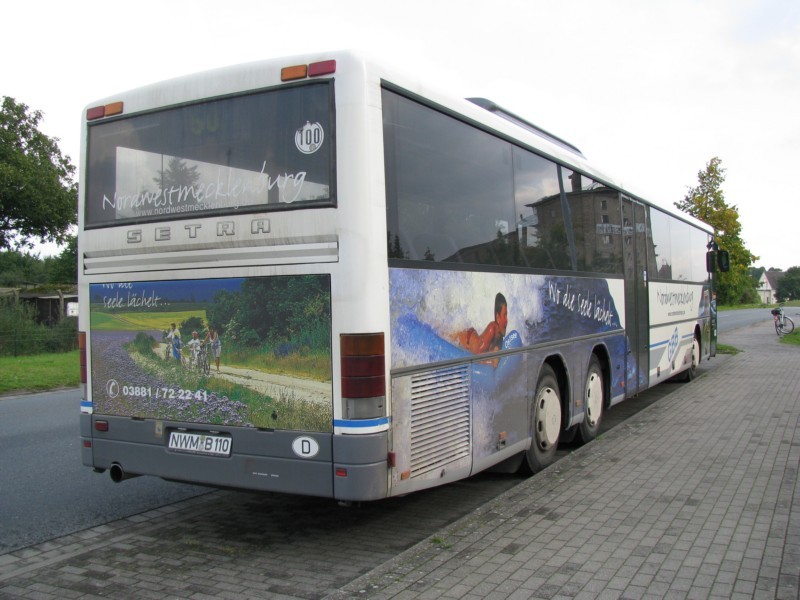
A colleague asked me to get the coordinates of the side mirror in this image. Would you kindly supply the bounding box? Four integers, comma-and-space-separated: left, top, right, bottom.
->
706, 251, 717, 273
717, 250, 730, 272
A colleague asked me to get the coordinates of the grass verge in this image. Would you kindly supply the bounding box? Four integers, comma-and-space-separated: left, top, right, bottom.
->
780, 330, 800, 346
0, 350, 79, 395
716, 344, 741, 355
718, 300, 800, 311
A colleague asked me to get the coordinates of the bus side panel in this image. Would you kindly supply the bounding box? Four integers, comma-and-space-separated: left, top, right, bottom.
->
389, 373, 474, 496
387, 268, 625, 494
648, 281, 711, 384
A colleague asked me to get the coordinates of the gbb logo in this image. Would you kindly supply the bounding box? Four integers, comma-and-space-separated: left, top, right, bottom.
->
667, 328, 680, 362
291, 436, 320, 459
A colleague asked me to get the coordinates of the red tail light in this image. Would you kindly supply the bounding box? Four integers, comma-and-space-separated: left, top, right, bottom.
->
341, 333, 386, 419
341, 333, 385, 398
308, 60, 336, 77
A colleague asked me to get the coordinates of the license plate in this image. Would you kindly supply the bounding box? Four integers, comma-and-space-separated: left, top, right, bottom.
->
168, 431, 232, 457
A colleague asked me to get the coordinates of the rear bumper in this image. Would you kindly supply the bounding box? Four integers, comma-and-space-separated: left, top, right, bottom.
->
80, 413, 388, 500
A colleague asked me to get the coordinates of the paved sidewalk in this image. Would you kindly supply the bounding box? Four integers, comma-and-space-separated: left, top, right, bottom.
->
329, 323, 800, 599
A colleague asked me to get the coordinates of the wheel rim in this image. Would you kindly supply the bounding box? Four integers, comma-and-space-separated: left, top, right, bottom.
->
585, 370, 602, 426
691, 337, 700, 369
535, 386, 561, 449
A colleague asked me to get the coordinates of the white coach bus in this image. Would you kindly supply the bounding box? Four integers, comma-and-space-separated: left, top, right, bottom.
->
78, 51, 724, 501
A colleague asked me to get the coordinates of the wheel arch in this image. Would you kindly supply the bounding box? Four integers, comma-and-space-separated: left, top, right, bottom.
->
542, 353, 570, 430
589, 343, 613, 410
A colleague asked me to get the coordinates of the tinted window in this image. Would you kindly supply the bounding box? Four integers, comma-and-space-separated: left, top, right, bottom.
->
670, 219, 695, 281
85, 82, 334, 227
513, 148, 572, 270
568, 179, 623, 275
691, 228, 711, 282
383, 87, 621, 276
383, 90, 514, 265
648, 208, 710, 282
649, 208, 672, 279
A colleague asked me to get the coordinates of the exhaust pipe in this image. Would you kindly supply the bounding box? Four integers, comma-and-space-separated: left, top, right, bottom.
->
109, 463, 140, 483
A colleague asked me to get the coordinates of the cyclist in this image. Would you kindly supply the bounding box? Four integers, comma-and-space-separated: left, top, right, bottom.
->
164, 323, 178, 360
203, 326, 222, 373
171, 328, 183, 362
186, 330, 202, 367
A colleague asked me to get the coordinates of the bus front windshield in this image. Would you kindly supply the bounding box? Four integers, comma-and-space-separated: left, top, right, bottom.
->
85, 81, 334, 228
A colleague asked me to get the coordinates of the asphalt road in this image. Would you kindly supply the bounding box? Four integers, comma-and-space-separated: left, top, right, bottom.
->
0, 388, 209, 554
716, 307, 773, 333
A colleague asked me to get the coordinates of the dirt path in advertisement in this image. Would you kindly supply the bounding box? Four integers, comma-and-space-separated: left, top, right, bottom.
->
159, 343, 332, 405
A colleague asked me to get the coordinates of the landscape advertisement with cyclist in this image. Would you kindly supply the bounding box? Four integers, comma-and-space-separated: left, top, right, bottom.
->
88, 275, 333, 432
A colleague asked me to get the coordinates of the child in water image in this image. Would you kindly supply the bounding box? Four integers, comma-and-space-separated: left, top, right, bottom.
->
456, 293, 508, 354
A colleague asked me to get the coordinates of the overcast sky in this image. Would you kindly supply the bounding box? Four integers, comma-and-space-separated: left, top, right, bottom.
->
4, 0, 798, 269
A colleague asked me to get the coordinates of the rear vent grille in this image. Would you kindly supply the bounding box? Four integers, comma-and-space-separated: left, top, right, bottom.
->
410, 365, 470, 478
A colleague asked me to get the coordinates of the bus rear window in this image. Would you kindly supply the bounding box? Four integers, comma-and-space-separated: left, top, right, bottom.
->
85, 81, 334, 228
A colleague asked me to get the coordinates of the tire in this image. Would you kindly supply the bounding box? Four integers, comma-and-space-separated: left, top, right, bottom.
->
678, 334, 700, 382
203, 354, 210, 376
578, 356, 604, 444
775, 318, 782, 336
780, 317, 795, 335
525, 364, 561, 473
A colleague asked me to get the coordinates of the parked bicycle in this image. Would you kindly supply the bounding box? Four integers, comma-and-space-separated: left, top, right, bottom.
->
771, 304, 795, 336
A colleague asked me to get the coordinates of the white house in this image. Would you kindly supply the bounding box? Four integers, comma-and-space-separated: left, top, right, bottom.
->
757, 271, 784, 304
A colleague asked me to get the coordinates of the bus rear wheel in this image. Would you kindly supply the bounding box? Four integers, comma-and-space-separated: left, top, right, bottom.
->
578, 355, 604, 444
526, 364, 561, 473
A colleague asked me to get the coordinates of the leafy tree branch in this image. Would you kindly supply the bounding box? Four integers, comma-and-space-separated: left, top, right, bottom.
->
0, 96, 77, 250
675, 157, 758, 304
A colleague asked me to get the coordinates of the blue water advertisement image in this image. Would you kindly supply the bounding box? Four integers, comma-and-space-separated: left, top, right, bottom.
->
88, 275, 332, 432
388, 268, 625, 465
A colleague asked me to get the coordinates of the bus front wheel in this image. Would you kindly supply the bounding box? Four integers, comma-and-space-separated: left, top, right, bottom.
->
677, 334, 700, 382
526, 364, 561, 472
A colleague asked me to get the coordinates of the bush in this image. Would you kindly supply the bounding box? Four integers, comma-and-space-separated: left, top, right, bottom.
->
132, 332, 157, 356
0, 298, 77, 356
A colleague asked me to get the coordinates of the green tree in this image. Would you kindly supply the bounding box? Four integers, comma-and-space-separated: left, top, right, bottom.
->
0, 97, 77, 250
777, 267, 800, 301
206, 276, 331, 351
675, 157, 758, 305
179, 315, 205, 336
0, 248, 47, 285
45, 234, 77, 283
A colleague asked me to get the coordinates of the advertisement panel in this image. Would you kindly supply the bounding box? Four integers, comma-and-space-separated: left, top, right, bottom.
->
389, 269, 625, 370
89, 275, 332, 432
648, 281, 711, 380
388, 268, 626, 476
